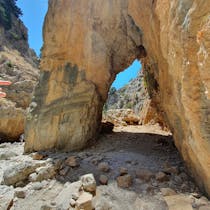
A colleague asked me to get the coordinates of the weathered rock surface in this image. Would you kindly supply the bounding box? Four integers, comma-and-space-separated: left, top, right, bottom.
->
25, 0, 210, 197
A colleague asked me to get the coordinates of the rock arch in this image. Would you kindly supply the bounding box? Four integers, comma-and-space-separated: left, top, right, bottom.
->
24, 0, 210, 196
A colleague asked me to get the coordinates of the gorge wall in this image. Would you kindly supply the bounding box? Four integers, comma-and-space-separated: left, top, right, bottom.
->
25, 0, 210, 196
0, 0, 39, 141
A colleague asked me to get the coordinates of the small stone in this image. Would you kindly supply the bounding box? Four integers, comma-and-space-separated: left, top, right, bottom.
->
181, 183, 189, 191
164, 166, 179, 175
91, 158, 99, 165
70, 198, 76, 207
191, 193, 202, 199
119, 167, 128, 175
152, 181, 158, 187
65, 156, 79, 167
32, 153, 45, 160
160, 188, 177, 196
195, 196, 209, 206
75, 192, 93, 210
41, 204, 57, 210
140, 183, 153, 193
32, 182, 43, 190
14, 188, 26, 199
28, 173, 38, 182
72, 192, 79, 201
35, 164, 56, 181
174, 175, 182, 184
80, 174, 96, 193
15, 181, 25, 188
117, 174, 132, 188
99, 175, 108, 185
50, 201, 56, 206
59, 166, 70, 176
155, 172, 169, 182
135, 169, 154, 182
98, 162, 110, 172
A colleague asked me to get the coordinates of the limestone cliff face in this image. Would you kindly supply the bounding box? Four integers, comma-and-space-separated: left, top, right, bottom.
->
25, 0, 210, 196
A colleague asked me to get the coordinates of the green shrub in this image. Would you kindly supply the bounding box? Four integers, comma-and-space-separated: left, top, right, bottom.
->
6, 61, 13, 68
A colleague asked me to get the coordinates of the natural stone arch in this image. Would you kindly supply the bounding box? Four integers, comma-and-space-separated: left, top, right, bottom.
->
24, 0, 210, 196
25, 0, 146, 152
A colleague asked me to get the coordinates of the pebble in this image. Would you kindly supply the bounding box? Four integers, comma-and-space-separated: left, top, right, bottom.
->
98, 162, 110, 172
99, 175, 108, 185
160, 188, 177, 196
155, 172, 169, 182
70, 198, 76, 207
14, 188, 26, 199
119, 167, 128, 175
75, 192, 93, 210
32, 182, 43, 190
80, 174, 96, 193
59, 166, 69, 176
65, 156, 79, 167
117, 174, 132, 188
32, 153, 45, 160
136, 169, 154, 182
72, 192, 79, 201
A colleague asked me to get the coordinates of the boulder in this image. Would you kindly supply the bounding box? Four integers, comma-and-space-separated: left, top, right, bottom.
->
80, 174, 96, 193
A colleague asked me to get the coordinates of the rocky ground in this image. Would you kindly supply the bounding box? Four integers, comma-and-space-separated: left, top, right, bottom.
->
0, 125, 210, 210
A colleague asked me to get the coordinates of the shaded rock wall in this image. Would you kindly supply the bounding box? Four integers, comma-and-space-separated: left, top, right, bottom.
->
128, 0, 210, 195
25, 0, 210, 196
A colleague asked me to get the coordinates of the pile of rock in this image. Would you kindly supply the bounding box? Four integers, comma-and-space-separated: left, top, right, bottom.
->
103, 109, 140, 126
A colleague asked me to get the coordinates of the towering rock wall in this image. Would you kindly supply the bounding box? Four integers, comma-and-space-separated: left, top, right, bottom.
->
25, 0, 210, 196
128, 0, 210, 195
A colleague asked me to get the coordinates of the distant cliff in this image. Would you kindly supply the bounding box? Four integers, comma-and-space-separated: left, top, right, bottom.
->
104, 70, 149, 114
0, 0, 39, 141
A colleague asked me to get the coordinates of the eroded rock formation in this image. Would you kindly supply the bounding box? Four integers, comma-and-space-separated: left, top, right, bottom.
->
25, 0, 210, 196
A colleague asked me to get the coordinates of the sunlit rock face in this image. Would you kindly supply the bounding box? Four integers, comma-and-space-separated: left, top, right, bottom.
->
25, 0, 210, 196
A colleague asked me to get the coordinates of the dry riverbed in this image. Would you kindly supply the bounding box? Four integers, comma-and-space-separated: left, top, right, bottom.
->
0, 125, 209, 210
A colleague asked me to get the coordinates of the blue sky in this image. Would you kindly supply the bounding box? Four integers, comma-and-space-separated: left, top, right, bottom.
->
16, 1, 141, 89
17, 0, 48, 56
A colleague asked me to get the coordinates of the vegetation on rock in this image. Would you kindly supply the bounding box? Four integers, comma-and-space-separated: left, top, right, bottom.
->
0, 0, 22, 30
